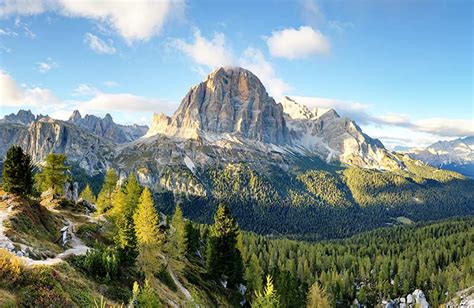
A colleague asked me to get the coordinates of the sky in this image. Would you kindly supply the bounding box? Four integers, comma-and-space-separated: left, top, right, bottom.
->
0, 0, 472, 148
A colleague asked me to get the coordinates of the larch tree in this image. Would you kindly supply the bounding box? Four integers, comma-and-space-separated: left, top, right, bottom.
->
171, 204, 186, 257
2, 146, 34, 197
96, 169, 118, 214
80, 184, 96, 204
35, 153, 69, 194
306, 282, 330, 308
133, 187, 163, 276
253, 275, 279, 308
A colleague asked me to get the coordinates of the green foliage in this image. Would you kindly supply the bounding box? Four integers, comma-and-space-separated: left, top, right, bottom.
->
73, 245, 119, 282
2, 146, 34, 196
297, 170, 353, 207
80, 184, 96, 204
35, 153, 69, 194
111, 173, 143, 260
241, 218, 474, 306
96, 169, 118, 214
129, 280, 161, 308
244, 254, 263, 298
171, 204, 187, 257
184, 222, 200, 258
253, 275, 279, 308
133, 187, 164, 277
206, 204, 244, 288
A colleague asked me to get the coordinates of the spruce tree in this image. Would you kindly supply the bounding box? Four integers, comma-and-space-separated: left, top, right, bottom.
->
35, 153, 69, 194
133, 188, 163, 276
80, 184, 96, 204
171, 204, 186, 257
96, 169, 118, 214
206, 204, 243, 287
2, 146, 34, 197
184, 222, 200, 258
245, 253, 264, 298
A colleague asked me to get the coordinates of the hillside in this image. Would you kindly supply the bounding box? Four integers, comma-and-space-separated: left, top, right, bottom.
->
0, 190, 238, 307
1, 188, 472, 307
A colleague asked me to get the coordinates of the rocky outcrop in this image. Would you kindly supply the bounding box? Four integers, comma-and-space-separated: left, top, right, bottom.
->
0, 109, 40, 125
17, 117, 115, 173
146, 67, 290, 144
68, 110, 148, 143
281, 96, 400, 170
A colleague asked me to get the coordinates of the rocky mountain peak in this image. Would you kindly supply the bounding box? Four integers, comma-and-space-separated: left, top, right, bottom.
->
2, 109, 37, 125
69, 110, 82, 122
147, 66, 290, 144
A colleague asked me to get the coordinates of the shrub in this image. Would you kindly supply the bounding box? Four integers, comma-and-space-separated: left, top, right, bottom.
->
0, 248, 23, 286
74, 245, 119, 282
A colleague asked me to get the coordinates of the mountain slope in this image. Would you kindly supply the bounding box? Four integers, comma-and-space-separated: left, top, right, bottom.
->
403, 136, 474, 177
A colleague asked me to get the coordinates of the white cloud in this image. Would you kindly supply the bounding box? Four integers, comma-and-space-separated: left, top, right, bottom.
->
300, 0, 325, 26
1, 70, 176, 124
266, 26, 330, 59
103, 80, 118, 88
0, 0, 47, 17
239, 47, 291, 99
1, 0, 183, 42
173, 29, 234, 69
36, 57, 58, 73
78, 93, 176, 115
0, 70, 62, 109
72, 84, 98, 96
173, 30, 290, 98
84, 33, 116, 54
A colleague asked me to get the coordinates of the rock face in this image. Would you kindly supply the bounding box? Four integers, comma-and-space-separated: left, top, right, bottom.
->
0, 109, 44, 125
280, 96, 400, 169
146, 68, 398, 170
146, 67, 290, 144
403, 136, 474, 177
68, 110, 148, 143
17, 117, 115, 173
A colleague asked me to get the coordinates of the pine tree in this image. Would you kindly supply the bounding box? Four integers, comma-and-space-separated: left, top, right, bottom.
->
96, 169, 118, 214
80, 184, 96, 204
245, 253, 263, 296
306, 282, 330, 307
2, 146, 34, 197
133, 187, 163, 276
253, 275, 279, 308
35, 153, 69, 194
206, 204, 243, 287
171, 204, 186, 257
184, 222, 200, 258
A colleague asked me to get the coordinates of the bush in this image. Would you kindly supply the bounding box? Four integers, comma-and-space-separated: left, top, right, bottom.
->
0, 248, 23, 286
73, 245, 119, 282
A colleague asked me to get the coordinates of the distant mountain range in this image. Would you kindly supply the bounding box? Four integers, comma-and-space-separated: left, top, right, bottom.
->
397, 137, 474, 178
1, 67, 472, 238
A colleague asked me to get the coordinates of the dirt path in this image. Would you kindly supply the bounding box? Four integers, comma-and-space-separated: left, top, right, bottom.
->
167, 266, 192, 300
0, 205, 90, 266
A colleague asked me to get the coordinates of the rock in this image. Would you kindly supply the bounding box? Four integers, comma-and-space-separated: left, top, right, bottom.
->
146, 67, 290, 144
407, 294, 413, 304
68, 110, 148, 143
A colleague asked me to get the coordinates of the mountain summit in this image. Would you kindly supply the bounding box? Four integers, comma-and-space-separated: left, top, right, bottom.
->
146, 67, 398, 169
146, 67, 290, 144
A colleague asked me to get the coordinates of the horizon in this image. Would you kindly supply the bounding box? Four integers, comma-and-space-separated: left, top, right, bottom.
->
1, 0, 473, 148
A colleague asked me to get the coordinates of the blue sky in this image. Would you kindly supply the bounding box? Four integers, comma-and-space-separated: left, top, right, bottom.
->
0, 0, 472, 148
